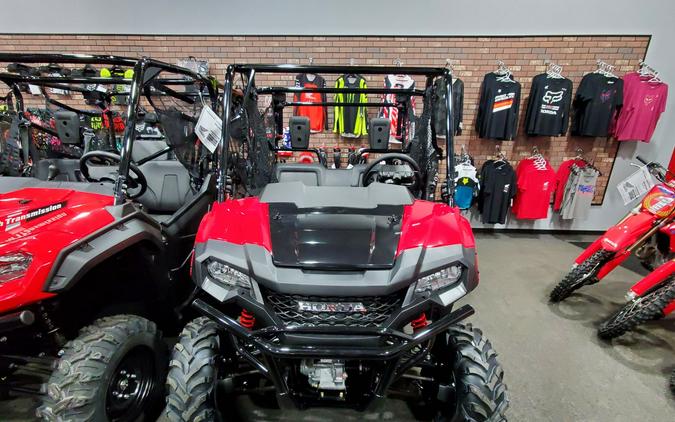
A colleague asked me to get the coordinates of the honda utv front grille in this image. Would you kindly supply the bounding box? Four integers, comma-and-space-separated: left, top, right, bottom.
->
265, 292, 404, 328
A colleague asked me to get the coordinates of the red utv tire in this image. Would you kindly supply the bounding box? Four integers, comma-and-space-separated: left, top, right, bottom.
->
598, 277, 675, 340
549, 250, 614, 302
165, 317, 221, 422
426, 324, 509, 422
37, 315, 166, 422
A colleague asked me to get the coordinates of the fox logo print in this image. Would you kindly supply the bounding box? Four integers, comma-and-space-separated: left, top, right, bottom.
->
542, 90, 564, 104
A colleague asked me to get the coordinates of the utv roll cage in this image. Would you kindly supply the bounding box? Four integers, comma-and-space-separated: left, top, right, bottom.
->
0, 53, 219, 204
217, 63, 456, 205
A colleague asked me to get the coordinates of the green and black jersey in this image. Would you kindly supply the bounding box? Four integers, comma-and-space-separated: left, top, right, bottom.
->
333, 74, 368, 137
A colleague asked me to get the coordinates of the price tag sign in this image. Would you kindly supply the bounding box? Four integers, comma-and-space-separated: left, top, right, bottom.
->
28, 84, 41, 95
195, 106, 222, 153
617, 165, 655, 205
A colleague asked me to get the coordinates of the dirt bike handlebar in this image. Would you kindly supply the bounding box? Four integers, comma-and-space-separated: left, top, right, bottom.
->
636, 155, 669, 183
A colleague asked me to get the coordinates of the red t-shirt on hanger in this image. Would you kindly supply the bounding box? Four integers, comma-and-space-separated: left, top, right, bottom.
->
512, 157, 556, 219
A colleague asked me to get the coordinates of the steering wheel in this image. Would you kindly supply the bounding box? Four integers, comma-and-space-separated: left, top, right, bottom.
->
79, 151, 148, 199
361, 153, 423, 195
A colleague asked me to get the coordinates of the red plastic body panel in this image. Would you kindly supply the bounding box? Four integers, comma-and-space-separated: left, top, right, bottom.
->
195, 198, 475, 256
660, 221, 675, 253
573, 183, 675, 281
195, 197, 272, 250
396, 201, 475, 253
0, 188, 114, 314
630, 259, 675, 296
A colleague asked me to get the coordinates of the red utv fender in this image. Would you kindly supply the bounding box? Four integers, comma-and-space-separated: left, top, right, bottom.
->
0, 188, 114, 313
630, 259, 675, 297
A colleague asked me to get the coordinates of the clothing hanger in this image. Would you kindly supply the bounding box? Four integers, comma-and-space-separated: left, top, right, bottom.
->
638, 61, 662, 83
494, 145, 507, 162
545, 61, 564, 79
573, 147, 602, 176
495, 60, 515, 83
594, 60, 617, 78
445, 59, 455, 76
305, 57, 317, 81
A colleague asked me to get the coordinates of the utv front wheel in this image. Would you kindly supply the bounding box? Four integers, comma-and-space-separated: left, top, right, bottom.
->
38, 315, 166, 422
165, 317, 221, 422
427, 324, 509, 422
549, 250, 613, 302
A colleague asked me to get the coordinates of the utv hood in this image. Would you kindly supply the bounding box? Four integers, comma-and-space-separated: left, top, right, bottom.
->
261, 183, 413, 269
268, 203, 403, 269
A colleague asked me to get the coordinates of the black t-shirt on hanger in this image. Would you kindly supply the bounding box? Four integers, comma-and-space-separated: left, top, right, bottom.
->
478, 159, 517, 224
476, 73, 521, 140
525, 73, 573, 136
571, 73, 623, 137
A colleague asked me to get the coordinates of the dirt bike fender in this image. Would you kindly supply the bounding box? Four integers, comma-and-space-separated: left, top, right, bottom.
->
630, 259, 675, 296
599, 212, 658, 252
596, 251, 630, 280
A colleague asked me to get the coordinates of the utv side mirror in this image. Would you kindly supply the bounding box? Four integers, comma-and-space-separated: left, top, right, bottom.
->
368, 118, 390, 150
54, 111, 81, 145
289, 116, 310, 149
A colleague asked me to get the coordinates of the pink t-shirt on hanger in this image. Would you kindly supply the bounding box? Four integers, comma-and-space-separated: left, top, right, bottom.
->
614, 72, 668, 143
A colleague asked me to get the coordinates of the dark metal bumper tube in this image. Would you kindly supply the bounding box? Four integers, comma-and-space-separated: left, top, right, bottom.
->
0, 310, 35, 334
193, 298, 473, 359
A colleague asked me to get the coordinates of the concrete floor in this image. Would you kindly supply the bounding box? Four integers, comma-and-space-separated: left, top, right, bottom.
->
2, 233, 674, 421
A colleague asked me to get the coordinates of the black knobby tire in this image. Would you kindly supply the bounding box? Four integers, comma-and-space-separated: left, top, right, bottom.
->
598, 277, 675, 340
165, 317, 220, 422
549, 250, 613, 302
432, 324, 509, 422
37, 315, 166, 422
669, 369, 675, 396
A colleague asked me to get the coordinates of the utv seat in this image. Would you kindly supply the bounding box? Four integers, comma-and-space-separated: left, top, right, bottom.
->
132, 140, 194, 216
275, 163, 367, 187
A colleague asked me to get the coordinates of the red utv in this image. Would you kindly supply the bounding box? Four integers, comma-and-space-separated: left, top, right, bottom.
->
0, 53, 218, 421
165, 64, 509, 421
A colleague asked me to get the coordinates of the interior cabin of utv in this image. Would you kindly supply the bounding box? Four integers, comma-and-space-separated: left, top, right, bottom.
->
0, 53, 219, 421
164, 64, 508, 422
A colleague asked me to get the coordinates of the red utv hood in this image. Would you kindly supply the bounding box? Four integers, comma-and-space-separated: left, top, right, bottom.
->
196, 197, 475, 256
0, 188, 114, 313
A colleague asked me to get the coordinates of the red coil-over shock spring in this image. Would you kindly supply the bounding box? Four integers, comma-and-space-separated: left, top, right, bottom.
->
411, 313, 428, 331
239, 309, 256, 329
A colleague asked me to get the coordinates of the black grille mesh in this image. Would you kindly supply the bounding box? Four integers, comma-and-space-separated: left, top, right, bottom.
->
265, 292, 403, 328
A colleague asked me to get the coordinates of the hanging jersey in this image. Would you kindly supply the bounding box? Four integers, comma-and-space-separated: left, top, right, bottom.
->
524, 74, 573, 136
512, 157, 556, 220
294, 73, 328, 132
433, 78, 464, 136
334, 74, 368, 137
554, 159, 587, 211
476, 73, 521, 140
379, 74, 415, 140
614, 72, 668, 143
479, 160, 517, 224
454, 162, 479, 210
571, 73, 623, 137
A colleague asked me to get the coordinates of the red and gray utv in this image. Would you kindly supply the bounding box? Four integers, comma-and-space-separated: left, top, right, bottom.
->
165, 64, 509, 421
0, 53, 218, 421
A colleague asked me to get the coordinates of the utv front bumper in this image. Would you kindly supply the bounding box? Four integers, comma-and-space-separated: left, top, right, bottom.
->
193, 298, 474, 408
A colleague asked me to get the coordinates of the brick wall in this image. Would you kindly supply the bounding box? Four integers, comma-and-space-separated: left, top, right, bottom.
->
0, 34, 650, 203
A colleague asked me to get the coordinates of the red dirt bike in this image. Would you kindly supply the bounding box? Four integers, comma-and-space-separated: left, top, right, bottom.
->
597, 255, 675, 339
550, 156, 674, 302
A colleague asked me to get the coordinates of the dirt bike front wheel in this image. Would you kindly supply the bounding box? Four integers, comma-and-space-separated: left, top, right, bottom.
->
549, 250, 614, 302
598, 277, 675, 340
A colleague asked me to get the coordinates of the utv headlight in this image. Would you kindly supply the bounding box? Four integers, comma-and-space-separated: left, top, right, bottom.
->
206, 259, 251, 289
414, 265, 462, 294
0, 252, 32, 283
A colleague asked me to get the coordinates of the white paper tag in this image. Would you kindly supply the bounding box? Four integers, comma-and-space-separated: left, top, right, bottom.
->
617, 165, 655, 205
195, 106, 222, 153
28, 84, 41, 95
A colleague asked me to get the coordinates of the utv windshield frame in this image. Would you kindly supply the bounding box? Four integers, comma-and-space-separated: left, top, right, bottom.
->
217, 63, 456, 205
0, 53, 219, 205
